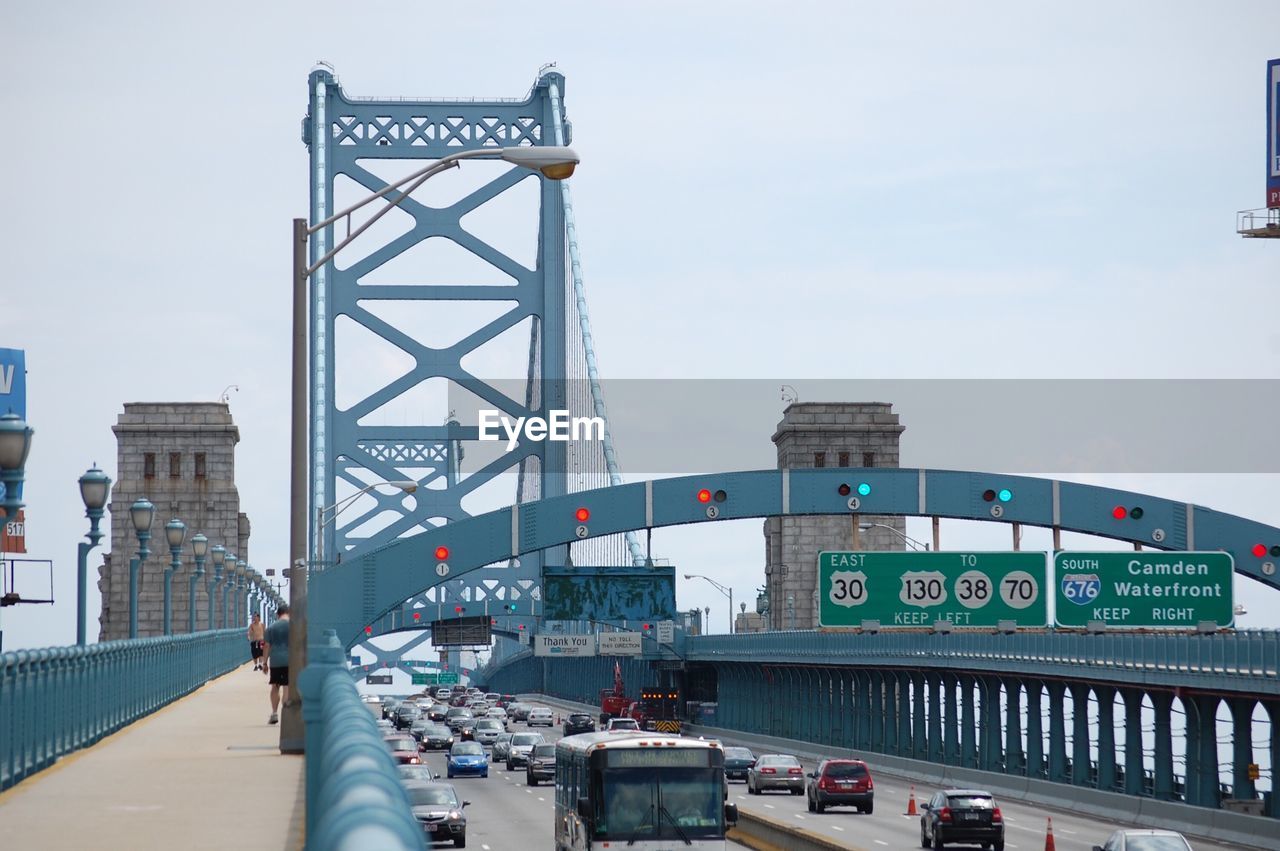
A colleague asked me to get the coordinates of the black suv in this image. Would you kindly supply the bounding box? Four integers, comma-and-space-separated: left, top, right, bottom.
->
563, 713, 596, 736
920, 789, 1004, 851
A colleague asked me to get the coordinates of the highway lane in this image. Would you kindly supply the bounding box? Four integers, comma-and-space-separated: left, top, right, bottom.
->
515, 695, 1249, 851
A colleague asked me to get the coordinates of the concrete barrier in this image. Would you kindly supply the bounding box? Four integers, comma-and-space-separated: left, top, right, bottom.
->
728, 810, 870, 851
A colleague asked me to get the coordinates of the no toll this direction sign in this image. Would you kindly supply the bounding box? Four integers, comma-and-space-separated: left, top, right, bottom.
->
818, 551, 1048, 629
1054, 552, 1234, 629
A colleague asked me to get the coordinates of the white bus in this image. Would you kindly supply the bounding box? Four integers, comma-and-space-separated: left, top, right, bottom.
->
554, 733, 737, 850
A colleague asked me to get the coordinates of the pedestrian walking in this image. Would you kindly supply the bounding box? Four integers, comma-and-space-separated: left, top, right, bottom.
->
247, 613, 265, 671
262, 604, 290, 725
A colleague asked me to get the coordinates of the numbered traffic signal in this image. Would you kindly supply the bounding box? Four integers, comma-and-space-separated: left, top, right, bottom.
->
364, 626, 373, 635
982, 488, 1013, 503
575, 507, 590, 522
504, 603, 518, 613
696, 488, 727, 503
838, 482, 872, 497
454, 605, 464, 614
518, 624, 525, 631
1251, 544, 1280, 558
642, 623, 652, 632
435, 546, 450, 561
1111, 505, 1144, 520
412, 611, 421, 621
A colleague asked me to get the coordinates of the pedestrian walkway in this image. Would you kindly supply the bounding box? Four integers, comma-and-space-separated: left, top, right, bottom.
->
0, 662, 304, 850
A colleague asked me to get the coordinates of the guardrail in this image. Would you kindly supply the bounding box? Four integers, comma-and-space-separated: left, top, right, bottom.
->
301, 629, 425, 851
0, 628, 246, 791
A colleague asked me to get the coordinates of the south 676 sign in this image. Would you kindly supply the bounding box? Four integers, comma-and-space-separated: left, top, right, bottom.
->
818, 551, 1048, 629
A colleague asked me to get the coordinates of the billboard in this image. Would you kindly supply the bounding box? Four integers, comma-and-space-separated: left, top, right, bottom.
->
429, 614, 492, 648
533, 634, 597, 657
0, 348, 25, 419
1270, 59, 1280, 208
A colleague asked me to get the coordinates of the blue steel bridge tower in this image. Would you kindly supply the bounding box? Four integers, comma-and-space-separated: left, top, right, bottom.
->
301, 65, 639, 665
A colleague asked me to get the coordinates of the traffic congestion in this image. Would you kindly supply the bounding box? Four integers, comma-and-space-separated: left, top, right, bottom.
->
364, 686, 1239, 851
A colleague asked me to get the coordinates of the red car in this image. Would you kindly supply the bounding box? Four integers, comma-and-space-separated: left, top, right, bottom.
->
385, 735, 423, 765
806, 758, 874, 813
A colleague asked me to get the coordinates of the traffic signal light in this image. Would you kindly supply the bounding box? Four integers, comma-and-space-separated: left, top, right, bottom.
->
435, 546, 450, 561
837, 482, 872, 497
364, 626, 373, 635
1251, 544, 1280, 558
982, 488, 1013, 503
503, 603, 517, 613
642, 623, 652, 632
412, 611, 421, 621
454, 605, 464, 614
518, 624, 525, 631
575, 507, 590, 522
696, 488, 727, 503
1111, 505, 1145, 520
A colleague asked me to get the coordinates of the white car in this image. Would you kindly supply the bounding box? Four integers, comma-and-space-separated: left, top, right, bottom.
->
606, 718, 640, 733
485, 707, 509, 729
471, 718, 505, 745
526, 707, 554, 727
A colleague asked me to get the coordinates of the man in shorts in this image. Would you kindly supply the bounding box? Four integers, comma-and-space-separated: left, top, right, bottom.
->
247, 613, 265, 671
262, 604, 290, 725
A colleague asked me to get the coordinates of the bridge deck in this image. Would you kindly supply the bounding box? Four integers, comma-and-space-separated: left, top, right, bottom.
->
0, 663, 303, 850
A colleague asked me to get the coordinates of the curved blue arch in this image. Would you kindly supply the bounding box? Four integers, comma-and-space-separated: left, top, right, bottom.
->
313, 468, 1280, 648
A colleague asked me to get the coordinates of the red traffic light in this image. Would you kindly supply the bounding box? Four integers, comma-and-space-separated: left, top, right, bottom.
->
575, 507, 590, 522
364, 626, 373, 635
1112, 506, 1127, 520
1253, 544, 1268, 558
435, 546, 450, 561
518, 624, 525, 630
412, 611, 421, 620
697, 489, 711, 503
454, 605, 463, 613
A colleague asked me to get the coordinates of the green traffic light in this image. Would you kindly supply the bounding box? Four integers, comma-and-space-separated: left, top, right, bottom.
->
857, 483, 872, 496
997, 488, 1012, 502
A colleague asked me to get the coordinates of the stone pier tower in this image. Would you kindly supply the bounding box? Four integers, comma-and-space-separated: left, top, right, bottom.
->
98, 402, 249, 641
763, 403, 904, 630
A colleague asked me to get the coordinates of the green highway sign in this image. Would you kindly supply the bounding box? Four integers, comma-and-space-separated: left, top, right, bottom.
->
818, 551, 1048, 629
411, 673, 431, 685
410, 671, 459, 685
437, 672, 459, 684
1054, 552, 1234, 629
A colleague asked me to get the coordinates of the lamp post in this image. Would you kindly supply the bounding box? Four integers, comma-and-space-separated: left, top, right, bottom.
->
315, 480, 419, 564
0, 412, 34, 520
286, 143, 580, 753
684, 573, 735, 635
127, 498, 155, 638
188, 533, 208, 632
221, 553, 236, 628
75, 465, 111, 645
859, 522, 930, 551
162, 518, 186, 636
236, 560, 248, 627
209, 545, 225, 629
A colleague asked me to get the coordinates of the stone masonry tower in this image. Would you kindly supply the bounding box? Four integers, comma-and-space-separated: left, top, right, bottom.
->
763, 403, 904, 630
98, 403, 250, 641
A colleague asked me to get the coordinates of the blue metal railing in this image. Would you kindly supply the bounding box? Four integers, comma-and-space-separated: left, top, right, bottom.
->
690, 629, 1280, 694
0, 629, 246, 791
302, 630, 425, 851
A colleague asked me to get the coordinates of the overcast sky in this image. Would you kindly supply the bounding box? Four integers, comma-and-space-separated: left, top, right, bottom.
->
2, 2, 1279, 652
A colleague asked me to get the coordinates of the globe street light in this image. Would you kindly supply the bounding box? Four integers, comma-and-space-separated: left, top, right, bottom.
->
285, 144, 581, 753
0, 411, 34, 519
209, 545, 225, 629
163, 517, 186, 636
189, 533, 208, 633
685, 573, 735, 635
236, 560, 248, 627
75, 465, 112, 645
127, 497, 155, 639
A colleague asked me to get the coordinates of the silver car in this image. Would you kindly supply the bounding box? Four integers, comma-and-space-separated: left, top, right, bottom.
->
747, 754, 805, 795
506, 731, 545, 770
526, 707, 554, 727
471, 718, 504, 745
1093, 829, 1193, 851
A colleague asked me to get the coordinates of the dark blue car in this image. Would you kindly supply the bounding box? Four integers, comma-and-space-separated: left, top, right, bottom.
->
447, 741, 489, 778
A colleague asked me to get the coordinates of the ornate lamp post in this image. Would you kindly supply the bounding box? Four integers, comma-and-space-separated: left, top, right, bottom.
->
162, 517, 186, 636
221, 552, 236, 628
76, 465, 111, 645
209, 545, 225, 629
188, 533, 208, 632
0, 412, 34, 519
236, 560, 248, 627
127, 497, 155, 638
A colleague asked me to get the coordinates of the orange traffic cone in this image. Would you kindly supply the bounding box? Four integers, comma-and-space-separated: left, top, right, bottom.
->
905, 785, 918, 816
1044, 816, 1056, 851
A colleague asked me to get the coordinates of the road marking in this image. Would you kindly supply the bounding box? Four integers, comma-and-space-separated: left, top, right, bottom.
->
538, 797, 545, 801
736, 796, 748, 801
1060, 828, 1077, 835
873, 841, 888, 847
482, 846, 491, 850
763, 804, 776, 809
830, 825, 845, 832
793, 814, 806, 820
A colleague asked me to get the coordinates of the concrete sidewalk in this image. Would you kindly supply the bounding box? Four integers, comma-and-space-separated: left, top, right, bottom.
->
0, 662, 304, 850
